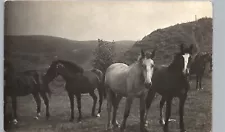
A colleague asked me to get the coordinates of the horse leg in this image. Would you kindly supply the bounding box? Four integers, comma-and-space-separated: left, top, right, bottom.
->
97, 86, 103, 117
32, 93, 41, 120
196, 75, 199, 90
106, 89, 113, 130
40, 92, 50, 120
179, 95, 187, 132
140, 96, 148, 132
144, 90, 156, 127
159, 97, 166, 125
112, 94, 122, 128
199, 75, 203, 90
11, 96, 18, 124
68, 92, 75, 122
120, 97, 133, 132
89, 91, 97, 117
75, 94, 82, 122
163, 98, 172, 132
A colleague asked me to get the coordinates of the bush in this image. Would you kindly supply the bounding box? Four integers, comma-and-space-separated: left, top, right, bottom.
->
92, 39, 116, 73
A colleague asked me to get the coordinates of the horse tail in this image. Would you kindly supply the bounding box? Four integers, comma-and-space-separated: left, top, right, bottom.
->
102, 73, 107, 99
91, 68, 106, 99
38, 72, 52, 98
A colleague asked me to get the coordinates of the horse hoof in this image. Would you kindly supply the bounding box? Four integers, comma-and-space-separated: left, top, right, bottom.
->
12, 119, 18, 125
46, 113, 50, 120
120, 126, 125, 132
113, 121, 120, 128
120, 129, 124, 132
141, 127, 148, 132
168, 118, 176, 122
159, 119, 165, 125
106, 124, 113, 130
46, 116, 50, 120
69, 118, 74, 122
34, 116, 39, 120
145, 121, 149, 127
181, 129, 186, 132
92, 114, 97, 117
96, 113, 101, 117
77, 119, 81, 123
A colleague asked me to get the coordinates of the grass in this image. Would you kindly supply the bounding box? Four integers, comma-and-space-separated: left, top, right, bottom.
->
5, 76, 212, 132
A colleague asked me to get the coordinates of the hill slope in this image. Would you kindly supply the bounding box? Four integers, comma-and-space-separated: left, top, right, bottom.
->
122, 17, 212, 65
4, 35, 134, 71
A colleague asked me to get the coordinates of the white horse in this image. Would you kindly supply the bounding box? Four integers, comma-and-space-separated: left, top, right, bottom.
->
105, 49, 156, 132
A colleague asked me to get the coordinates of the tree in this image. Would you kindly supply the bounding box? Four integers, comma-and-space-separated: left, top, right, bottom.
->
92, 39, 116, 73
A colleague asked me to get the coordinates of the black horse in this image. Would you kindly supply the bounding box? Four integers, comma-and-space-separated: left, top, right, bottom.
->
189, 52, 212, 90
144, 44, 193, 132
44, 60, 105, 122
4, 60, 51, 125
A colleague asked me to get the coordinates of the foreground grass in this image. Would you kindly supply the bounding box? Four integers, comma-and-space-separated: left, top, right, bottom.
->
5, 77, 212, 132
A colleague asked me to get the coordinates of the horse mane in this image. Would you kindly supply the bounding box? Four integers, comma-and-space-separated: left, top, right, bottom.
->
195, 52, 210, 61
57, 60, 84, 73
168, 52, 182, 71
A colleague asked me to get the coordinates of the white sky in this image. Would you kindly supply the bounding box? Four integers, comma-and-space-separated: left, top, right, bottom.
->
5, 1, 212, 41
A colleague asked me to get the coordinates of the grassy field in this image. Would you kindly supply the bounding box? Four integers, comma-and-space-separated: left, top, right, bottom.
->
5, 76, 212, 132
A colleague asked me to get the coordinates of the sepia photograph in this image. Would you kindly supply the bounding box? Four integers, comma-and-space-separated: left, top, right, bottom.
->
4, 1, 212, 132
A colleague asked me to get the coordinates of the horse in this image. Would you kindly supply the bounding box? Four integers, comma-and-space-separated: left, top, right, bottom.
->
189, 52, 212, 90
4, 60, 51, 125
144, 44, 193, 132
105, 49, 156, 132
44, 60, 105, 122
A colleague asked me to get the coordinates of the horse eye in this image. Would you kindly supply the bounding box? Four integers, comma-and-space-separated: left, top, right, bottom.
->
142, 64, 146, 68
189, 56, 192, 60
152, 64, 155, 68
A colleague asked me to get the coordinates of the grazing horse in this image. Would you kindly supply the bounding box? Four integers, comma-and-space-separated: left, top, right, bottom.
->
144, 44, 193, 132
189, 52, 212, 90
4, 60, 51, 125
105, 49, 156, 132
45, 60, 105, 122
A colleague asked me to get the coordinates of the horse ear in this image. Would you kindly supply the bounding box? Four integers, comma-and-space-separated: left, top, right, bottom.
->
180, 44, 184, 54
138, 49, 145, 61
54, 56, 58, 61
150, 49, 156, 59
141, 49, 145, 58
189, 44, 194, 54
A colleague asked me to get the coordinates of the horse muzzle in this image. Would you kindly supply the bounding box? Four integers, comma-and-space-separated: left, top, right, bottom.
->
144, 82, 152, 89
183, 68, 190, 76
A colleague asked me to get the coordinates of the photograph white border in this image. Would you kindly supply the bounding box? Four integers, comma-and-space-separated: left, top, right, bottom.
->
0, 0, 225, 132
212, 0, 225, 132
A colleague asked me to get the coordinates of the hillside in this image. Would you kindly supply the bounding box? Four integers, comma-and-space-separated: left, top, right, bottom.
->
122, 17, 212, 65
4, 35, 134, 71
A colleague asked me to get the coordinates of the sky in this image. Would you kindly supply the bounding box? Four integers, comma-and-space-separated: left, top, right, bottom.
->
4, 1, 212, 41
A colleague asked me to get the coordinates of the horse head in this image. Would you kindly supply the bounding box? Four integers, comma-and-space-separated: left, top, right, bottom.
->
138, 48, 156, 89
171, 44, 193, 75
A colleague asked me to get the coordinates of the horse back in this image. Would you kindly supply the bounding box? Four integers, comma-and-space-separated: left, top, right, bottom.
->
83, 70, 100, 87
190, 53, 208, 75
105, 63, 129, 95
5, 70, 41, 96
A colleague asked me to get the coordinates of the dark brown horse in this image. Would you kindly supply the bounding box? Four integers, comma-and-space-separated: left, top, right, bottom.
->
144, 44, 193, 132
44, 60, 105, 122
4, 60, 51, 125
189, 52, 212, 90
